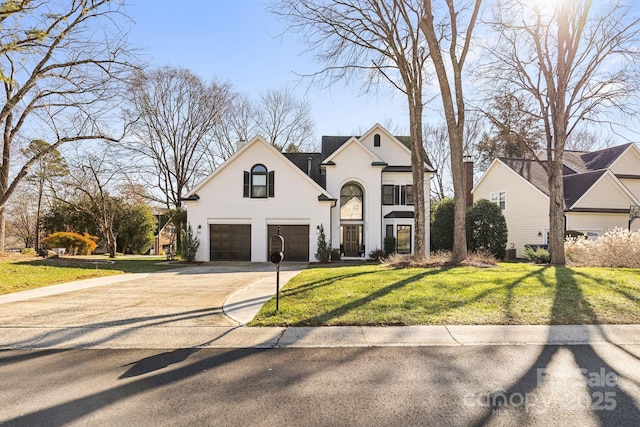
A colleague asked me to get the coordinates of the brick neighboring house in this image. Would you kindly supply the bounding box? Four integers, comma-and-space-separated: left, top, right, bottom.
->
472, 143, 640, 258
183, 124, 435, 262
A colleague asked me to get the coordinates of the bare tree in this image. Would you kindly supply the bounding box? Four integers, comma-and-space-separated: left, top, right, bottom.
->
565, 128, 613, 151
420, 0, 483, 263
206, 93, 256, 168
256, 87, 315, 152
23, 140, 68, 250
5, 187, 36, 249
0, 0, 135, 250
59, 148, 123, 258
476, 93, 545, 170
125, 66, 234, 209
424, 123, 450, 200
484, 0, 640, 264
273, 0, 432, 256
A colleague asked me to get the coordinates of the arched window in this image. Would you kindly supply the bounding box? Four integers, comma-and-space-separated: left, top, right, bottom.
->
374, 133, 381, 147
340, 183, 363, 220
251, 164, 267, 198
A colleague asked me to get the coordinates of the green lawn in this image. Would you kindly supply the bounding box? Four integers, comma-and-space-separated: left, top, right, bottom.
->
0, 255, 186, 295
250, 263, 640, 326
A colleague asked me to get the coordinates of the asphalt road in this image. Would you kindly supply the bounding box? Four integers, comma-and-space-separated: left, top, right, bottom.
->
2, 344, 639, 426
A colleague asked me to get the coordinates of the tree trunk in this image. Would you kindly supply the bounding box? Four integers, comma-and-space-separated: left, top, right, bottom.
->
449, 125, 467, 264
408, 95, 427, 258
549, 149, 566, 265
0, 207, 5, 251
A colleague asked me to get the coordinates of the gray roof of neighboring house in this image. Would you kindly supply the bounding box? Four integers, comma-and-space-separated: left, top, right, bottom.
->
499, 158, 609, 209
499, 158, 550, 195
563, 170, 607, 208
562, 143, 633, 173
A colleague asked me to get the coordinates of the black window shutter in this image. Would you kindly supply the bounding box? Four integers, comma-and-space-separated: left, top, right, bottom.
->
268, 171, 275, 197
243, 171, 250, 197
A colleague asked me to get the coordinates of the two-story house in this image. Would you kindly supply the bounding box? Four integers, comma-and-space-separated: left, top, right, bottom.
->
183, 124, 434, 262
472, 143, 640, 257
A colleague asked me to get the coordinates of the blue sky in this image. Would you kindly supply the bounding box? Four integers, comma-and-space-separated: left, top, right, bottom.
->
126, 1, 410, 139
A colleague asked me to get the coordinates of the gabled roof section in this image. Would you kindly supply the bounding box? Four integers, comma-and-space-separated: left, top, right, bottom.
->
563, 170, 607, 208
283, 152, 325, 188
580, 143, 633, 171
320, 123, 435, 171
322, 136, 385, 164
499, 158, 550, 195
185, 135, 334, 200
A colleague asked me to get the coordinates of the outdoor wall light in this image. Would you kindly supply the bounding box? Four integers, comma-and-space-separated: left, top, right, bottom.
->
537, 231, 542, 237
197, 225, 202, 234
316, 225, 320, 234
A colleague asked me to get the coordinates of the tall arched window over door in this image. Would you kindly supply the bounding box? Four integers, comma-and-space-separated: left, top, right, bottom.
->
340, 182, 364, 257
340, 183, 363, 220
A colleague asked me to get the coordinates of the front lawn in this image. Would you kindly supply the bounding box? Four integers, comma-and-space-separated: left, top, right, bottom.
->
0, 254, 185, 295
250, 263, 640, 326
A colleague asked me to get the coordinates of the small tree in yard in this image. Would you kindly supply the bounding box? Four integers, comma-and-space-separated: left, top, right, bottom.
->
315, 224, 331, 263
466, 199, 508, 259
181, 225, 200, 262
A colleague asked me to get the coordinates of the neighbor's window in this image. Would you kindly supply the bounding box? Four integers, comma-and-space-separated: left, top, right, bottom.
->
251, 164, 267, 198
382, 185, 394, 205
491, 191, 506, 210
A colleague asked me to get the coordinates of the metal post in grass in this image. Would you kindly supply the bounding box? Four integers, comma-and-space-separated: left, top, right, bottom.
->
270, 226, 285, 312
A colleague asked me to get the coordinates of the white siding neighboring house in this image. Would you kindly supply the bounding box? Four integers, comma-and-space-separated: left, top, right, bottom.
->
472, 143, 640, 258
183, 124, 435, 262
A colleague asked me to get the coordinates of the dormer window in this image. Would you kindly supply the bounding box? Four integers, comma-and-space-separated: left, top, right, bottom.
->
244, 164, 275, 198
374, 133, 381, 147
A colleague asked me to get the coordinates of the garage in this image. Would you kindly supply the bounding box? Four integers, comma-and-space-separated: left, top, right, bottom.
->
268, 225, 310, 262
209, 224, 251, 261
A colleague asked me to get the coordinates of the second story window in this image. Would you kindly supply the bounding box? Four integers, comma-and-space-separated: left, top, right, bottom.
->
382, 184, 414, 206
491, 191, 506, 210
244, 164, 275, 198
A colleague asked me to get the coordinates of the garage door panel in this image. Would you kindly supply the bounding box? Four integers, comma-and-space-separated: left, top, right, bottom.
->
268, 225, 309, 262
210, 224, 251, 261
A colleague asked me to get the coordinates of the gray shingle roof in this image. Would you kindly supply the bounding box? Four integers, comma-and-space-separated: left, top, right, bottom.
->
283, 152, 326, 188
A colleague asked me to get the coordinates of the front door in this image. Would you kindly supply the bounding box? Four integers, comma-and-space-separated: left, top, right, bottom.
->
343, 224, 361, 257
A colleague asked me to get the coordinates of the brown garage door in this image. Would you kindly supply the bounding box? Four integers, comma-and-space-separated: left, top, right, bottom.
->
210, 224, 251, 261
268, 225, 309, 262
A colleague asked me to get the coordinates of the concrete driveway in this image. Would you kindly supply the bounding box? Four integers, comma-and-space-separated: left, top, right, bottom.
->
0, 263, 305, 334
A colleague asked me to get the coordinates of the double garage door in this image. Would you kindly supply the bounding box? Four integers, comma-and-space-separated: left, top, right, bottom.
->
209, 224, 309, 261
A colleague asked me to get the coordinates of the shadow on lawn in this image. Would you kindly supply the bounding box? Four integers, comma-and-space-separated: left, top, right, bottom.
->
472, 266, 640, 426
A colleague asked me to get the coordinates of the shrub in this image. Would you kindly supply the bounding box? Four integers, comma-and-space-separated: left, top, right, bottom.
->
524, 246, 551, 264
180, 225, 200, 262
384, 236, 396, 256
466, 199, 508, 259
330, 248, 341, 262
368, 248, 385, 261
430, 198, 455, 251
566, 228, 640, 267
383, 251, 497, 268
41, 232, 98, 255
315, 224, 331, 263
21, 247, 36, 255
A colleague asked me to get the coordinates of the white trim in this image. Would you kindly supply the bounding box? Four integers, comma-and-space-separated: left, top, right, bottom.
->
207, 218, 251, 224
473, 158, 549, 200
323, 136, 384, 164
186, 135, 334, 200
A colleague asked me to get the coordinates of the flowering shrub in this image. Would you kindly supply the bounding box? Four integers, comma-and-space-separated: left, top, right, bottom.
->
565, 228, 640, 268
42, 232, 98, 255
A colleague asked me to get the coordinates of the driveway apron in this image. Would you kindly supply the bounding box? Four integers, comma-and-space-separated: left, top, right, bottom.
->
0, 263, 304, 330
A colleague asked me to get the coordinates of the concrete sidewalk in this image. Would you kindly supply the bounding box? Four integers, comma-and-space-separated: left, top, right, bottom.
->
1, 266, 639, 350
1, 324, 640, 350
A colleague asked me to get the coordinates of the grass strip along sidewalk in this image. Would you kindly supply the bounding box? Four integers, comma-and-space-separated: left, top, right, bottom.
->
0, 255, 183, 295
250, 263, 640, 326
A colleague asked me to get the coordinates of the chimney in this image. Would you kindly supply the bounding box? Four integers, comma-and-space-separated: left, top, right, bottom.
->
235, 139, 246, 152
463, 155, 474, 209
307, 156, 313, 176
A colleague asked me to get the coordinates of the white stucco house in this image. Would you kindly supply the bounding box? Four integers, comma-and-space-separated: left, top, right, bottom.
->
183, 124, 435, 262
472, 143, 640, 257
